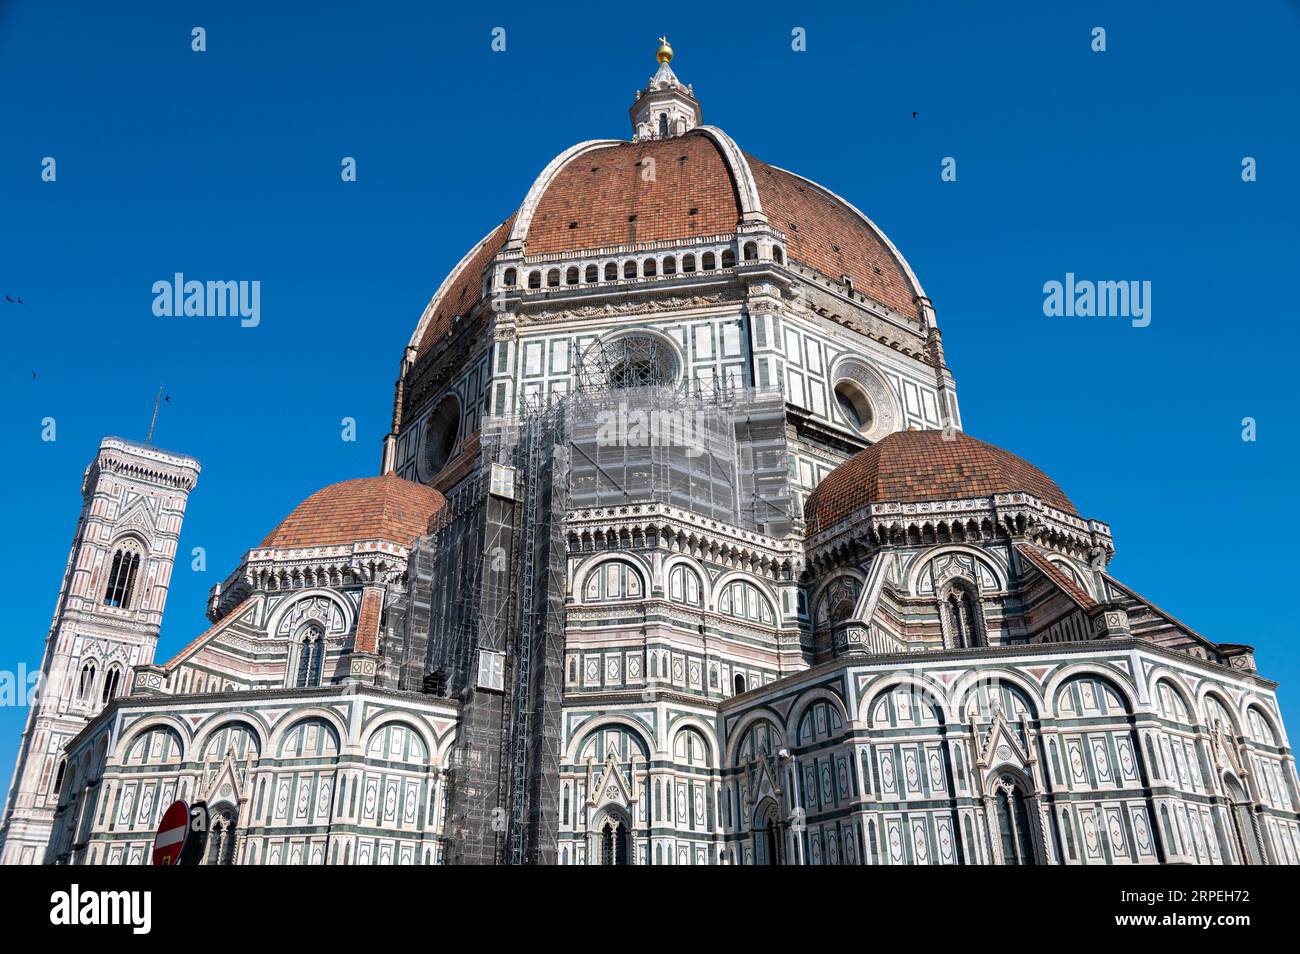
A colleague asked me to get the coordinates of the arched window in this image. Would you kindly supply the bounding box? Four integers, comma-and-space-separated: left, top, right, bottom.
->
1223, 774, 1264, 864
992, 775, 1037, 864
815, 576, 861, 629
583, 561, 644, 602
78, 662, 97, 702
601, 818, 630, 864
717, 579, 776, 625
623, 260, 637, 279
643, 258, 657, 277
673, 728, 711, 767
942, 584, 985, 649
565, 266, 579, 286
667, 564, 703, 606
546, 268, 560, 288
585, 264, 598, 283
734, 673, 747, 695
502, 267, 517, 287
743, 241, 758, 261
295, 625, 325, 688
702, 252, 716, 270
658, 113, 669, 139
206, 808, 238, 865
1246, 706, 1278, 746
1155, 680, 1189, 721
682, 254, 696, 273
101, 666, 122, 703
52, 759, 67, 796
721, 249, 736, 268
103, 545, 142, 608
527, 270, 541, 289
604, 262, 617, 281
664, 256, 677, 275
773, 246, 785, 265
755, 801, 781, 864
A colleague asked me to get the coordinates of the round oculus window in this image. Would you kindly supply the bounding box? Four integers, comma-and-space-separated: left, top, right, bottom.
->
834, 380, 875, 433
420, 395, 461, 480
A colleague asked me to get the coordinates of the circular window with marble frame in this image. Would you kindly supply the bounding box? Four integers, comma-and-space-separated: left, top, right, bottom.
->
828, 357, 900, 443
418, 393, 461, 482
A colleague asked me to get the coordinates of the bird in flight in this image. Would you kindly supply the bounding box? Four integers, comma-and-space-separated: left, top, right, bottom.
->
5, 295, 24, 304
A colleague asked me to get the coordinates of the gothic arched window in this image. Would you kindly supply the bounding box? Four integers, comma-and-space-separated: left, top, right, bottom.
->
103, 545, 142, 608
993, 775, 1037, 865
943, 583, 985, 649
206, 808, 238, 865
601, 818, 629, 864
295, 625, 325, 688
658, 113, 669, 138
101, 666, 122, 703
816, 576, 861, 628
78, 662, 97, 702
1224, 774, 1264, 864
755, 801, 781, 865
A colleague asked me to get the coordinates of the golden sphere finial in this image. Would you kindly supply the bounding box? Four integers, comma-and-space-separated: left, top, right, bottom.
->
656, 36, 673, 65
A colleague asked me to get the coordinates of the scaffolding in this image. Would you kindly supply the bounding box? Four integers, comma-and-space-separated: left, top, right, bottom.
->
408, 372, 792, 863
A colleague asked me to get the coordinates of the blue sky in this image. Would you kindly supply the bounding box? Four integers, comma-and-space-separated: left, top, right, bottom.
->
1, 1, 1297, 792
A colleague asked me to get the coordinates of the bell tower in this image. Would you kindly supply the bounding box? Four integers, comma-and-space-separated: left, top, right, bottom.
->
629, 38, 702, 140
0, 437, 199, 864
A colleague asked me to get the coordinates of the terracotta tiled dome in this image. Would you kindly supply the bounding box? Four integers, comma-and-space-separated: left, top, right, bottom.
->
259, 475, 446, 549
410, 129, 923, 361
804, 430, 1077, 533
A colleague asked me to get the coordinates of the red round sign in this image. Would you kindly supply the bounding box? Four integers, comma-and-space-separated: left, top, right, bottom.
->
152, 800, 190, 866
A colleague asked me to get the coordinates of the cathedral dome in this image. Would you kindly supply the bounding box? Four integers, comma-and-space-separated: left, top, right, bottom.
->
259, 474, 445, 549
803, 430, 1078, 533
406, 130, 927, 362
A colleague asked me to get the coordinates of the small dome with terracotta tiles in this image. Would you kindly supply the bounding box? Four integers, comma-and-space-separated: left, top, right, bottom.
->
803, 430, 1077, 533
259, 474, 446, 549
